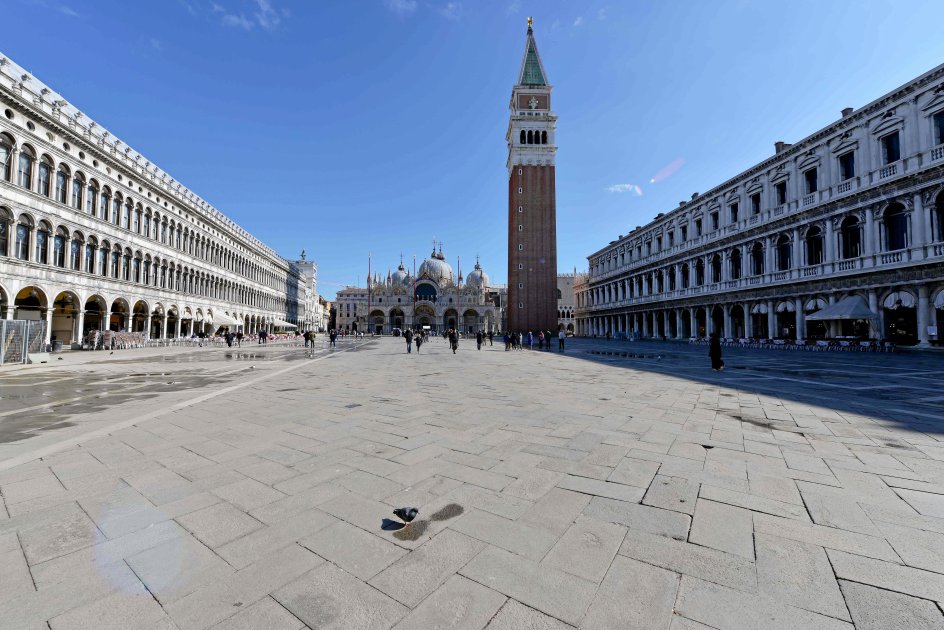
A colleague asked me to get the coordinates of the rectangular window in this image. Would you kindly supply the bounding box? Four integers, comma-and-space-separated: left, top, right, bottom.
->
518, 206, 523, 212
518, 283, 523, 289
710, 212, 719, 231
518, 303, 523, 308
518, 225, 523, 231
694, 219, 702, 237
729, 203, 738, 224
750, 193, 761, 215
776, 181, 787, 205
518, 187, 522, 194
881, 132, 900, 164
518, 244, 523, 250
804, 168, 818, 194
680, 225, 688, 241
645, 242, 651, 255
935, 112, 944, 146
839, 151, 855, 180
518, 263, 523, 269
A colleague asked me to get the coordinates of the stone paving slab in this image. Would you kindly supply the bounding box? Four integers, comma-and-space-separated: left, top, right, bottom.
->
0, 338, 943, 628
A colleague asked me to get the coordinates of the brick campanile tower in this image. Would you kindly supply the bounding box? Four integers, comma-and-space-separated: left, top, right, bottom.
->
507, 17, 558, 333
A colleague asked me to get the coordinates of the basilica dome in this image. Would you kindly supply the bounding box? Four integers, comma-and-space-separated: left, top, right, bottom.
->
391, 262, 410, 286
419, 248, 454, 283
465, 260, 490, 287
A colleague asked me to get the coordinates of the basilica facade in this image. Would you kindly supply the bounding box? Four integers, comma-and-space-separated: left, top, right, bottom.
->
334, 246, 503, 334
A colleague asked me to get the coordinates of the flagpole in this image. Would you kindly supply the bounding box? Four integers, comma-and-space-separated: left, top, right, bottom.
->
457, 255, 461, 335
367, 252, 371, 335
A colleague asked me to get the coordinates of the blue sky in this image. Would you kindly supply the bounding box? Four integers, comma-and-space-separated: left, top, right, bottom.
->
4, 0, 944, 295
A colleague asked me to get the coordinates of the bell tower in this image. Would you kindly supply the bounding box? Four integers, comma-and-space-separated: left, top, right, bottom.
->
507, 17, 558, 333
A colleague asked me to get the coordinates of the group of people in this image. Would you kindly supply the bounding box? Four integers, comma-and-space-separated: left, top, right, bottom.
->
222, 330, 244, 347
504, 329, 566, 352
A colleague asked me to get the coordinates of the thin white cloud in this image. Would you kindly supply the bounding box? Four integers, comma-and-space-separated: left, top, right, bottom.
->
439, 1, 461, 20
58, 5, 79, 17
506, 0, 521, 15
148, 37, 163, 51
597, 7, 607, 20
178, 0, 197, 16
573, 16, 584, 27
222, 12, 254, 30
253, 0, 280, 29
385, 0, 418, 15
607, 184, 643, 196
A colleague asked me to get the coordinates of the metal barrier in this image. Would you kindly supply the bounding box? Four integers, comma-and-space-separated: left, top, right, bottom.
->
0, 320, 47, 365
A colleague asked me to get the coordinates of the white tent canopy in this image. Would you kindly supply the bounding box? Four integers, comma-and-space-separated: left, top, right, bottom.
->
271, 318, 297, 329
213, 312, 241, 327
883, 291, 916, 310
805, 295, 876, 321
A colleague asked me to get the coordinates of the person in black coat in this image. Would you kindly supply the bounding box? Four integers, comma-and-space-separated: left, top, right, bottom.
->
708, 333, 724, 371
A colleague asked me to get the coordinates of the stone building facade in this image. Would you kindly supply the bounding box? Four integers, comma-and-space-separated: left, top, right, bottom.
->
557, 273, 575, 333
507, 19, 558, 333
0, 54, 304, 347
333, 247, 502, 334
576, 63, 944, 347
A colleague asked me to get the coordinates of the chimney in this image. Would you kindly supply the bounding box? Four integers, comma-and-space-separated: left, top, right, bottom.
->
691, 192, 698, 200
775, 141, 792, 154
679, 201, 686, 207
841, 107, 854, 117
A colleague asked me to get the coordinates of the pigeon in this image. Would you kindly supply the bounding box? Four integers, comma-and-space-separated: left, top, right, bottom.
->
57, 357, 63, 360
393, 507, 419, 523
109, 351, 114, 355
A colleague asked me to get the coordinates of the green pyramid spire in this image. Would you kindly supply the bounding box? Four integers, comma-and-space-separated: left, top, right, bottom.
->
518, 20, 548, 86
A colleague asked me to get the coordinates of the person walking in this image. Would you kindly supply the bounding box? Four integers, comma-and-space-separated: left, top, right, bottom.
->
527, 331, 533, 350
415, 331, 423, 353
558, 329, 566, 352
475, 330, 483, 350
236, 331, 243, 347
329, 329, 337, 348
709, 332, 724, 371
546, 330, 553, 350
448, 328, 459, 354
487, 331, 493, 346
404, 328, 413, 354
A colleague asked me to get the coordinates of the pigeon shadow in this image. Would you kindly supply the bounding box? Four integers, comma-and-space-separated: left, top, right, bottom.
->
429, 503, 464, 521
393, 520, 429, 541
381, 518, 406, 531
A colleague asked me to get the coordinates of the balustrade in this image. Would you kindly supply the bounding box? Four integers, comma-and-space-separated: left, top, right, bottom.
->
931, 145, 944, 162
880, 251, 903, 264
879, 163, 898, 179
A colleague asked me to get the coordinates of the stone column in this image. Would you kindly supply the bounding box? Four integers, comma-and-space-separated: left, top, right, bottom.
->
642, 312, 650, 337
914, 193, 929, 248
663, 310, 670, 339
917, 285, 930, 347
675, 309, 684, 339
766, 300, 775, 339
794, 297, 805, 340
75, 310, 85, 347
792, 228, 802, 270
161, 314, 167, 339
175, 316, 182, 339
765, 237, 775, 276
144, 314, 151, 340
44, 308, 53, 348
743, 303, 753, 338
864, 209, 876, 256
824, 219, 835, 265
688, 307, 696, 338
827, 295, 838, 337
722, 305, 732, 338
868, 290, 881, 339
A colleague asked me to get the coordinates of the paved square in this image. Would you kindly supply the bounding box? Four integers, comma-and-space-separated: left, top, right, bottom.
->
1, 337, 943, 628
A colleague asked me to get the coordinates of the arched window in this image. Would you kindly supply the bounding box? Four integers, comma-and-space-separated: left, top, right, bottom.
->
519, 130, 525, 144
38, 156, 52, 197
53, 228, 67, 268
111, 246, 121, 278
750, 242, 764, 275
805, 226, 824, 265
680, 263, 689, 288
935, 191, 944, 242
668, 268, 676, 291
86, 180, 98, 215
98, 241, 108, 277
541, 130, 547, 144
133, 204, 142, 233
775, 234, 791, 271
123, 199, 132, 229
527, 130, 533, 144
35, 222, 50, 264
112, 194, 122, 225
143, 256, 151, 284
840, 216, 861, 259
143, 211, 151, 238
17, 145, 35, 189
70, 233, 82, 270
85, 238, 96, 273
730, 248, 742, 280
883, 203, 908, 251
99, 187, 111, 219
160, 220, 167, 243
695, 259, 705, 285
710, 254, 722, 283
132, 253, 141, 283
122, 248, 132, 281
55, 165, 69, 203
0, 134, 12, 181
71, 172, 85, 210
15, 215, 31, 260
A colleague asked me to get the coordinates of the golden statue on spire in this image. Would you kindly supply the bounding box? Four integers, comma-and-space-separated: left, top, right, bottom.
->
528, 16, 533, 29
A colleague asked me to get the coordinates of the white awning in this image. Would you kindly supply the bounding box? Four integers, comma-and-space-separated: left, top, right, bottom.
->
805, 297, 828, 312
751, 303, 768, 315
806, 295, 876, 321
883, 291, 916, 310
935, 290, 944, 309
271, 318, 297, 329
775, 301, 796, 313
214, 312, 241, 327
